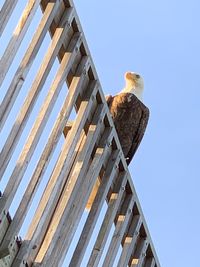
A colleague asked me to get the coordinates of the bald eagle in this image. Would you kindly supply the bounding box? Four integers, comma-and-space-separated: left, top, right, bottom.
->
63, 72, 149, 210
106, 72, 149, 165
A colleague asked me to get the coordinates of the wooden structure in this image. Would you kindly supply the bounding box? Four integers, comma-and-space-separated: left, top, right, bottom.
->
0, 0, 160, 266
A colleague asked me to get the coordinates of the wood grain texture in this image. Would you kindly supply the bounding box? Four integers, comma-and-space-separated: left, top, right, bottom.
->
0, 7, 74, 181
144, 257, 156, 267
102, 197, 135, 267
0, 0, 19, 37
130, 238, 149, 267
16, 82, 98, 267
0, 1, 60, 131
87, 174, 128, 267
42, 127, 114, 267
117, 215, 142, 267
69, 149, 121, 267
0, 0, 41, 86
0, 32, 82, 209
35, 103, 106, 263
0, 34, 82, 255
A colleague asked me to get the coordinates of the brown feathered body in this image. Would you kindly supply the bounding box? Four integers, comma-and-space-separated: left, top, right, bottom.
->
107, 93, 149, 164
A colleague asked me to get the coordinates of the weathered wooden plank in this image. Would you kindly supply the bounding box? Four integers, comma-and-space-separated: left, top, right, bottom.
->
0, 56, 89, 263
0, 7, 74, 181
40, 1, 76, 73
117, 215, 142, 267
35, 103, 106, 263
0, 34, 82, 257
144, 257, 156, 267
0, 31, 82, 214
130, 238, 149, 267
0, 1, 61, 131
41, 128, 114, 267
33, 129, 87, 265
69, 149, 121, 267
10, 240, 29, 267
0, 0, 41, 86
0, 0, 18, 37
87, 176, 129, 267
102, 197, 135, 267
14, 81, 98, 267
0, 237, 21, 266
26, 79, 97, 239
0, 212, 11, 244
40, 0, 66, 37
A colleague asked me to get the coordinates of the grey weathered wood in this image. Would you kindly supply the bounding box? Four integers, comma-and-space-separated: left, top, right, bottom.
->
102, 197, 135, 267
0, 0, 18, 37
26, 80, 97, 239
0, 34, 82, 256
42, 128, 114, 267
14, 81, 98, 267
87, 174, 129, 267
144, 257, 156, 267
0, 237, 20, 266
0, 212, 10, 244
117, 215, 142, 267
0, 1, 60, 131
34, 130, 87, 265
10, 240, 29, 267
0, 56, 89, 262
0, 31, 82, 215
0, 0, 41, 86
0, 8, 74, 181
130, 238, 149, 267
69, 149, 121, 267
35, 103, 106, 263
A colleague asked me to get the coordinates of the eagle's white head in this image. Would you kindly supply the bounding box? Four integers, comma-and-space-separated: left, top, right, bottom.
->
121, 71, 144, 102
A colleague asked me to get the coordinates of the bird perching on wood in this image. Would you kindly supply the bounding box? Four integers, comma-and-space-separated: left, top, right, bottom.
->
106, 71, 149, 165
63, 72, 149, 211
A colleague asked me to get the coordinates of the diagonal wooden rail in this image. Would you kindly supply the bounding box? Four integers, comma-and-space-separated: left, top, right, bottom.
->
0, 0, 160, 266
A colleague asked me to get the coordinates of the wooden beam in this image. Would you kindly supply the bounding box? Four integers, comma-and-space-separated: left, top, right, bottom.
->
102, 198, 135, 267
0, 0, 19, 37
117, 215, 142, 267
0, 31, 82, 210
41, 128, 114, 267
69, 149, 121, 267
0, 55, 89, 256
87, 176, 129, 267
14, 81, 98, 267
35, 103, 106, 263
0, 33, 82, 256
0, 7, 74, 180
0, 0, 41, 86
144, 257, 156, 267
0, 1, 60, 131
130, 238, 149, 267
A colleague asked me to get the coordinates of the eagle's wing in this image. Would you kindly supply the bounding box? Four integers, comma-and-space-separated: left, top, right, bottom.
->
126, 106, 149, 165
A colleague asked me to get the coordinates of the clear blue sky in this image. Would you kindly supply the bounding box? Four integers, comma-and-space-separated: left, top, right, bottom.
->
0, 1, 200, 266
74, 0, 200, 266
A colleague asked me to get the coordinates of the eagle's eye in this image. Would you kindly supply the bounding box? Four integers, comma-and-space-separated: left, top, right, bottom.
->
135, 74, 140, 79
